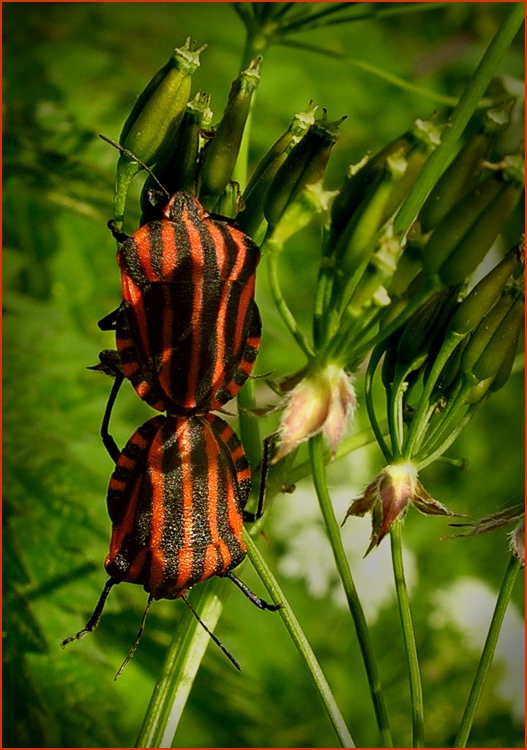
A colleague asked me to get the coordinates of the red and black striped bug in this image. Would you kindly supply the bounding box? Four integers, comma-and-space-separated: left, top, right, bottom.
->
97, 189, 261, 460
61, 413, 279, 674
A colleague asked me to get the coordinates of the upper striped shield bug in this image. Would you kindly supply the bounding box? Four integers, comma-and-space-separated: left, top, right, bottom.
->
96, 136, 262, 442
61, 413, 279, 675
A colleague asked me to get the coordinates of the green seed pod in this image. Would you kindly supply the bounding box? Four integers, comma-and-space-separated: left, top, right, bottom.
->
120, 37, 205, 167
463, 375, 495, 404
419, 100, 514, 233
460, 293, 515, 377
140, 91, 212, 221
330, 115, 442, 243
396, 285, 459, 369
200, 57, 262, 200
472, 296, 524, 382
238, 102, 318, 236
447, 244, 521, 335
421, 174, 503, 278
488, 326, 520, 393
434, 337, 467, 391
263, 111, 344, 230
439, 179, 523, 286
334, 151, 407, 279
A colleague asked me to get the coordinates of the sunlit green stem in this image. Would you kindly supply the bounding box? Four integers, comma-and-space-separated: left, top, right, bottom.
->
390, 522, 425, 748
266, 244, 315, 357
309, 434, 394, 747
454, 554, 521, 748
244, 532, 356, 748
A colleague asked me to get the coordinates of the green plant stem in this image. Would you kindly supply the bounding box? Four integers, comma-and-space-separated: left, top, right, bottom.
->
309, 434, 394, 747
454, 554, 522, 748
266, 245, 315, 357
237, 378, 262, 468
135, 579, 228, 748
390, 521, 425, 748
279, 39, 492, 109
244, 532, 356, 748
394, 2, 525, 238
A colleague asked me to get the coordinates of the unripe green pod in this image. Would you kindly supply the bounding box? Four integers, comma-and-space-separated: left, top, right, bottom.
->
263, 111, 343, 229
120, 37, 205, 166
396, 285, 459, 368
419, 100, 513, 233
335, 152, 407, 278
238, 102, 317, 236
488, 327, 520, 393
200, 57, 261, 200
447, 245, 521, 335
330, 116, 441, 243
463, 375, 495, 404
421, 174, 503, 277
244, 101, 318, 199
460, 293, 515, 376
434, 337, 467, 391
140, 91, 212, 221
472, 296, 524, 382
438, 180, 523, 285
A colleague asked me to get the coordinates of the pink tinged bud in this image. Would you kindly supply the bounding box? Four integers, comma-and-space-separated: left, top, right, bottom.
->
273, 366, 356, 462
509, 517, 525, 567
344, 463, 457, 555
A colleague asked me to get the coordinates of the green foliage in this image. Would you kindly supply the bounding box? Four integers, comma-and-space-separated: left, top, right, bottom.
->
3, 3, 524, 748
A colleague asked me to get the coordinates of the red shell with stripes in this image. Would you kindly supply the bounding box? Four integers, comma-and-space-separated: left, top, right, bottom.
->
115, 192, 261, 415
104, 413, 251, 600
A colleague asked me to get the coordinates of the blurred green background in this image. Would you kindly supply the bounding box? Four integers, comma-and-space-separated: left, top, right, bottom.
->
3, 3, 524, 748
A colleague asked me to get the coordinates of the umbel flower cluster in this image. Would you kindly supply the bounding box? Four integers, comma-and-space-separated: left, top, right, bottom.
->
109, 37, 524, 556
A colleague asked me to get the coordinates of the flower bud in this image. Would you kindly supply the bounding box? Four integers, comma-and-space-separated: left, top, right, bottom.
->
264, 111, 344, 230
419, 99, 514, 232
343, 463, 456, 554
345, 230, 402, 316
200, 57, 262, 201
273, 364, 356, 462
266, 181, 336, 249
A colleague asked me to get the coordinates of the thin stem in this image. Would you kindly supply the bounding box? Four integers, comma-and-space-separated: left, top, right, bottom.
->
390, 522, 425, 748
279, 40, 490, 109
394, 2, 525, 237
365, 347, 393, 463
135, 580, 228, 748
266, 245, 315, 358
454, 554, 522, 748
309, 434, 394, 747
244, 531, 356, 748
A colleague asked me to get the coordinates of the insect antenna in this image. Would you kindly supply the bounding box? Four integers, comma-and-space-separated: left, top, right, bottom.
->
114, 594, 154, 681
98, 133, 170, 202
182, 595, 241, 671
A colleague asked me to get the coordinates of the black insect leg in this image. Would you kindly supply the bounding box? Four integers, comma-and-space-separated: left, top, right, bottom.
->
243, 435, 273, 523
225, 572, 281, 612
98, 307, 119, 331
60, 577, 116, 647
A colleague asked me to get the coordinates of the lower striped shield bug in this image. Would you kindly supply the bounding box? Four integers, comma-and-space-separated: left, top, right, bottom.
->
61, 413, 279, 675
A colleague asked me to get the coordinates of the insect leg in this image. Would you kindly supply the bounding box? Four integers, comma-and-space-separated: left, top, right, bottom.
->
60, 577, 116, 647
225, 572, 280, 612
